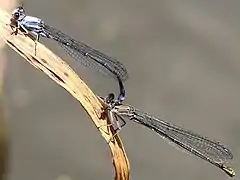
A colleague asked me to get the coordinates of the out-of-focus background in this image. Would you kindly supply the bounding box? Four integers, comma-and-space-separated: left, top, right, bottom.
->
1, 0, 240, 180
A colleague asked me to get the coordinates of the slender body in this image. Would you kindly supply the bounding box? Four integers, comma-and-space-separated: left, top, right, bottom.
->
107, 102, 235, 177
10, 6, 128, 103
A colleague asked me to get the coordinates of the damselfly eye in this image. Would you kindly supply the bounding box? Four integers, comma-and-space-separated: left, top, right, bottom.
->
14, 12, 20, 20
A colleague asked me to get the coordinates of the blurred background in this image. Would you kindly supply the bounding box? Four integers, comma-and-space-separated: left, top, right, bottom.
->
1, 0, 240, 179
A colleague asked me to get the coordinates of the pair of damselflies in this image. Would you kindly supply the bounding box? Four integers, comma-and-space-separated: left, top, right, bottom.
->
9, 5, 235, 177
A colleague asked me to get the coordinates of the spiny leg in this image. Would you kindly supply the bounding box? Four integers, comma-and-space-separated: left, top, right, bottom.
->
97, 109, 124, 143
106, 113, 126, 143
10, 21, 19, 35
10, 28, 18, 35
97, 123, 120, 144
97, 107, 116, 136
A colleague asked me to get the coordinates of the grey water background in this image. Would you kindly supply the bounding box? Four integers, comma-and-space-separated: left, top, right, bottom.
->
3, 0, 240, 180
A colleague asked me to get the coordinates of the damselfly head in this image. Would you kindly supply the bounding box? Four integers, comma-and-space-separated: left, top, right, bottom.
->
105, 93, 115, 104
12, 5, 26, 21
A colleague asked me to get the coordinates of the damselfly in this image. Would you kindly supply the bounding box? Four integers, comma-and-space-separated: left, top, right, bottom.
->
9, 5, 128, 104
103, 93, 235, 177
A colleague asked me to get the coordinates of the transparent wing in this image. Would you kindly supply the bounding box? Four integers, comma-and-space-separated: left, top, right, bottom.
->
131, 108, 233, 164
114, 105, 234, 176
43, 24, 128, 81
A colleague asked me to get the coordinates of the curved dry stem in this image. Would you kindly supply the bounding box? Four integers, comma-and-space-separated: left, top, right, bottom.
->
0, 8, 130, 180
